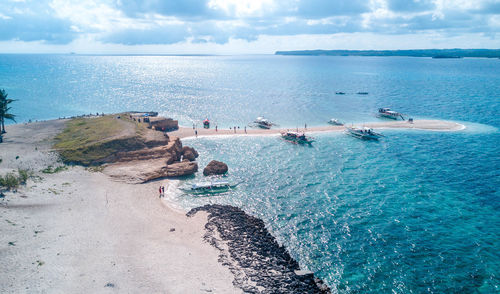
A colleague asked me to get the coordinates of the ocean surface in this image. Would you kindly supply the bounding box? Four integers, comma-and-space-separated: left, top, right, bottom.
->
1, 54, 499, 293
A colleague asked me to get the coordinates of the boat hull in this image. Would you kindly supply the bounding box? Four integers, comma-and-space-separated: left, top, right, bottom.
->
378, 113, 399, 120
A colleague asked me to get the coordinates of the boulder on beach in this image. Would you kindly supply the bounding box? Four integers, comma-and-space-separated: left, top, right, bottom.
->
203, 160, 228, 176
181, 146, 199, 161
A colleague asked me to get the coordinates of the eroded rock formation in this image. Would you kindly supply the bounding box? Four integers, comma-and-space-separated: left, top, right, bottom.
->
104, 136, 200, 183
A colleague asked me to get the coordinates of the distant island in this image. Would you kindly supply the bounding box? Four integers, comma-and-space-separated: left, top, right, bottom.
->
275, 49, 500, 58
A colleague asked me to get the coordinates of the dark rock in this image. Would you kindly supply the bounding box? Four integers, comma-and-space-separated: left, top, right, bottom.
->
181, 146, 198, 161
203, 160, 228, 176
187, 205, 331, 293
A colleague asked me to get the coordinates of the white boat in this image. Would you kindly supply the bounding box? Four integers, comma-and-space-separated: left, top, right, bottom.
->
327, 118, 344, 126
345, 126, 383, 140
378, 108, 404, 120
181, 181, 238, 195
253, 117, 273, 129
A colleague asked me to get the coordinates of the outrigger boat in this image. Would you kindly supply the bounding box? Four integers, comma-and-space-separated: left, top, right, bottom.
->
253, 116, 274, 129
327, 118, 344, 126
378, 108, 405, 120
181, 180, 238, 195
345, 126, 383, 140
203, 118, 210, 128
281, 131, 315, 145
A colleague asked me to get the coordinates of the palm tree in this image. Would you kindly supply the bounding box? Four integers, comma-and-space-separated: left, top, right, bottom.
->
0, 89, 17, 134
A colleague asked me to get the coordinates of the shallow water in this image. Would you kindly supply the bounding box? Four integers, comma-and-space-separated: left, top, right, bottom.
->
1, 55, 499, 292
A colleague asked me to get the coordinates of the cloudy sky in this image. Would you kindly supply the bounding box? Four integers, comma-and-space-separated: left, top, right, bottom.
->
0, 0, 499, 54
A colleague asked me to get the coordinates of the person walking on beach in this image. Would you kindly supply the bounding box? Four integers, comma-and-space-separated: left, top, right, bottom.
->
195, 130, 198, 137
159, 186, 162, 198
305, 123, 307, 130
161, 185, 165, 197
244, 126, 247, 134
234, 126, 236, 133
215, 125, 218, 132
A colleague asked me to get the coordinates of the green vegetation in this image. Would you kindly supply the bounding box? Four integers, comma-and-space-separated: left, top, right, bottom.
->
0, 89, 17, 134
54, 114, 151, 166
0, 169, 34, 190
275, 49, 500, 58
41, 165, 68, 174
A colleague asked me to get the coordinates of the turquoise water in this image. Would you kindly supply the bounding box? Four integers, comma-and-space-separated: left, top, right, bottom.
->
1, 55, 499, 292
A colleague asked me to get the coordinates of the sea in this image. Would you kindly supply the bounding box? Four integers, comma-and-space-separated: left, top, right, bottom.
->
1, 54, 499, 293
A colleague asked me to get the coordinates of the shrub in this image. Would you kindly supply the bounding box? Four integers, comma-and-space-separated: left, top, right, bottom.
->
0, 169, 35, 190
0, 172, 20, 190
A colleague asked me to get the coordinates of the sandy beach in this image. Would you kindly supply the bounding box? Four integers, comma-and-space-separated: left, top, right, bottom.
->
169, 119, 465, 139
0, 121, 240, 293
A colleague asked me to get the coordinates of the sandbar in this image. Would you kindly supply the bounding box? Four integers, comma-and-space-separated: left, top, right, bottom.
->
169, 119, 465, 139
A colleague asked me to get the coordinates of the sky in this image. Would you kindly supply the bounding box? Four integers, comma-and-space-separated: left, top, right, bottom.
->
0, 0, 499, 54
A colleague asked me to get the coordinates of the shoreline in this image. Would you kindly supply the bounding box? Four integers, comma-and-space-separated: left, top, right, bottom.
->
169, 119, 466, 139
0, 119, 332, 293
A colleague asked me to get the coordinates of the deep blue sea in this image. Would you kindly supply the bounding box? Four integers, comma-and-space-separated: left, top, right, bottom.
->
1, 54, 499, 293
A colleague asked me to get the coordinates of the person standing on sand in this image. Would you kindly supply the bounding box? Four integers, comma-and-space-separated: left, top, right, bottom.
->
161, 185, 165, 197
159, 186, 162, 198
195, 129, 198, 137
244, 126, 247, 133
215, 125, 218, 132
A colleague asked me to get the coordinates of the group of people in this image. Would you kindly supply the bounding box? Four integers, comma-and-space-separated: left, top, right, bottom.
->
192, 124, 248, 137
158, 185, 166, 198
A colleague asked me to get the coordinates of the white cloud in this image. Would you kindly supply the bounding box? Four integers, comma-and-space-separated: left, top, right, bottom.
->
208, 0, 276, 17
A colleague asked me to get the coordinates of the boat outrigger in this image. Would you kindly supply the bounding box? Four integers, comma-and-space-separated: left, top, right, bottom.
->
327, 118, 344, 126
345, 126, 383, 140
378, 108, 405, 120
281, 131, 315, 145
253, 117, 274, 129
181, 180, 238, 195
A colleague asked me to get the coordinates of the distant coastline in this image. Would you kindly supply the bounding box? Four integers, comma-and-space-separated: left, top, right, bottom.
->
275, 49, 500, 58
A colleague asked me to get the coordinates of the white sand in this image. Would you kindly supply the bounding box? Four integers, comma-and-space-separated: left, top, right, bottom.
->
169, 119, 465, 139
0, 121, 240, 293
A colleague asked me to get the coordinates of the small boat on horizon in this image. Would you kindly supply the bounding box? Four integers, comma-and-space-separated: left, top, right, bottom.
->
378, 108, 405, 120
281, 131, 315, 145
357, 92, 369, 95
335, 92, 346, 95
327, 118, 344, 126
345, 126, 383, 140
181, 180, 238, 195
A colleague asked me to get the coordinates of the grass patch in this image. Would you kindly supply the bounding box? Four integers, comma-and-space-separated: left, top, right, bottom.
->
0, 169, 34, 191
86, 165, 105, 173
53, 115, 149, 166
41, 165, 68, 174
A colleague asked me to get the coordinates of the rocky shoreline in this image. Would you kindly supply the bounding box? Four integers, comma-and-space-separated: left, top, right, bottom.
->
187, 205, 331, 293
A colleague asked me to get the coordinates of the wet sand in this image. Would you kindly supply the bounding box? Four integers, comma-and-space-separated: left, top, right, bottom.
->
169, 119, 465, 139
